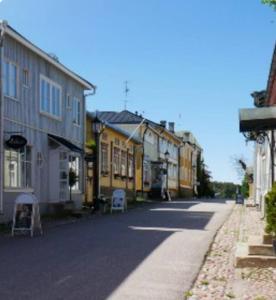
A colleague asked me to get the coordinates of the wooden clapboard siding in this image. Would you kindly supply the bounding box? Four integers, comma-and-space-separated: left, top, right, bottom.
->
3, 35, 85, 147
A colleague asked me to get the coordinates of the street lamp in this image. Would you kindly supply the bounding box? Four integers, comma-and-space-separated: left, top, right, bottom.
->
92, 115, 105, 211
165, 150, 170, 199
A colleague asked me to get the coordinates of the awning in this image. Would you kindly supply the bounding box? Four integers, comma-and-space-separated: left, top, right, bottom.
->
239, 106, 276, 132
48, 134, 83, 153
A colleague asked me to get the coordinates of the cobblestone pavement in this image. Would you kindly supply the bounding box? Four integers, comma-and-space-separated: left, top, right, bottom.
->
188, 205, 276, 300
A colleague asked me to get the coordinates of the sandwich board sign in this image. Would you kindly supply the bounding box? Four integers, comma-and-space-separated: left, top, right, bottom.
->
111, 189, 126, 213
12, 193, 43, 237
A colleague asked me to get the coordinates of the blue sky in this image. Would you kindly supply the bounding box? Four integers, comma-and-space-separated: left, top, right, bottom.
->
0, 0, 275, 183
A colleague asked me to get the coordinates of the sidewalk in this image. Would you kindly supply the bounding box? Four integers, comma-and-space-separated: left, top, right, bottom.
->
188, 205, 276, 300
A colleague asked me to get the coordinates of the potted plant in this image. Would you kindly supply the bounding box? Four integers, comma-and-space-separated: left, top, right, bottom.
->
265, 183, 276, 255
66, 168, 78, 212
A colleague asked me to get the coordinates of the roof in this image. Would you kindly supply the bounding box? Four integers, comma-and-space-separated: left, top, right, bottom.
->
266, 43, 276, 105
87, 112, 142, 144
97, 110, 144, 124
176, 131, 202, 150
97, 110, 182, 143
0, 20, 95, 90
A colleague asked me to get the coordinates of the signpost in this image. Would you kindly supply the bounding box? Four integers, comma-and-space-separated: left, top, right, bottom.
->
12, 193, 43, 237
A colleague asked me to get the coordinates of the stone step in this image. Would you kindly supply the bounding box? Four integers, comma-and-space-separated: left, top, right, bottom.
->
263, 234, 273, 245
248, 235, 274, 256
235, 242, 276, 268
248, 244, 274, 256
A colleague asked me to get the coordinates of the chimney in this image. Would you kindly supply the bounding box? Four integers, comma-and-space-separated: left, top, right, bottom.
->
160, 120, 167, 128
168, 122, 175, 133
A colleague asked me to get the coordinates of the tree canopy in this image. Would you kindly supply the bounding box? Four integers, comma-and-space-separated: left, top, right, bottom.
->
262, 0, 276, 10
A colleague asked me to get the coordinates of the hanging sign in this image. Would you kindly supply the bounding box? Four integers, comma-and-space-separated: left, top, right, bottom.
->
6, 135, 27, 149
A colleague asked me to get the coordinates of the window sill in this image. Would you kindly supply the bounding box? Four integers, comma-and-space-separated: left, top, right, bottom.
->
73, 122, 81, 128
4, 95, 19, 102
4, 188, 34, 193
40, 111, 62, 122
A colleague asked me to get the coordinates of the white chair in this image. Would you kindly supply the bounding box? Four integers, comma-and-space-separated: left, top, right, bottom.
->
12, 193, 43, 237
110, 189, 127, 213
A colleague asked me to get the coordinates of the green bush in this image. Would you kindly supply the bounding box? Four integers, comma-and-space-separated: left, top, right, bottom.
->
265, 184, 276, 236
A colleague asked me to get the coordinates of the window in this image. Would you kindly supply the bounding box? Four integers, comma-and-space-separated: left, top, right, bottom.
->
121, 151, 127, 176
72, 97, 81, 125
128, 154, 134, 178
40, 75, 62, 118
101, 143, 109, 174
69, 155, 81, 191
3, 60, 18, 98
144, 161, 151, 184
4, 146, 32, 188
113, 147, 120, 175
23, 69, 29, 87
66, 94, 71, 110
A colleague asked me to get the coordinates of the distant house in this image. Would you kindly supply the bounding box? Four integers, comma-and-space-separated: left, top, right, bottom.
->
97, 110, 196, 198
176, 131, 201, 197
0, 21, 95, 221
85, 112, 142, 205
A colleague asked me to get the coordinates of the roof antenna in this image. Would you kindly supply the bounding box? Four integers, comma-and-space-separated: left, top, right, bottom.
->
124, 80, 129, 110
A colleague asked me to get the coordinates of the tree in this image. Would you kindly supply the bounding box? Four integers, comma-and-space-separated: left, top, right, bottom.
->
240, 174, 249, 198
197, 155, 214, 198
212, 181, 238, 199
262, 0, 276, 10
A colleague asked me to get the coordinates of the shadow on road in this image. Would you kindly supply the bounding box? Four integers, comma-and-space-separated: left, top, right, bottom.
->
0, 200, 216, 300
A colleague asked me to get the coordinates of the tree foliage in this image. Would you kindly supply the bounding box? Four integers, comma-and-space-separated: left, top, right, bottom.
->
212, 181, 238, 199
240, 174, 249, 198
262, 0, 276, 10
197, 156, 214, 198
265, 183, 276, 236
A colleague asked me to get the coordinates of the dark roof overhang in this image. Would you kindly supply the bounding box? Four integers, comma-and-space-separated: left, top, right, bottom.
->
48, 134, 83, 153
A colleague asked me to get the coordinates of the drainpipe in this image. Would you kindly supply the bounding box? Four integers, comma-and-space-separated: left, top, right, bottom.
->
0, 20, 7, 214
141, 123, 149, 197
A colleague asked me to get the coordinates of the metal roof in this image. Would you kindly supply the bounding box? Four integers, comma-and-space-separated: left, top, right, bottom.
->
87, 112, 142, 144
0, 21, 96, 90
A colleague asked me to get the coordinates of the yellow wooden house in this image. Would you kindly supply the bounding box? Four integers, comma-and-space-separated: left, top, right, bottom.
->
85, 112, 142, 205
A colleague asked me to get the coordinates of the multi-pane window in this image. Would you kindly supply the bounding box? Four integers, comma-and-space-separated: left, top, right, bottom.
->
72, 97, 81, 125
121, 151, 127, 176
4, 146, 32, 188
23, 69, 29, 87
3, 60, 18, 98
128, 154, 134, 178
40, 76, 61, 118
69, 155, 81, 191
113, 147, 120, 175
101, 143, 109, 174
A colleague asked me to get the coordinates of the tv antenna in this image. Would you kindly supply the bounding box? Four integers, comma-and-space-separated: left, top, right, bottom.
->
124, 80, 130, 110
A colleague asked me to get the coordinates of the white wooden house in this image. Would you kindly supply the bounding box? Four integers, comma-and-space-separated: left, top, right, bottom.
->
0, 21, 95, 221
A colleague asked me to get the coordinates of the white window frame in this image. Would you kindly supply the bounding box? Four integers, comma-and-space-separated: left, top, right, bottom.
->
39, 74, 62, 120
4, 145, 33, 190
3, 59, 19, 100
69, 154, 82, 193
72, 97, 81, 126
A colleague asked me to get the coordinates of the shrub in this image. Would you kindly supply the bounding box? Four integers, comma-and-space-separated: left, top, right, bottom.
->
265, 184, 276, 236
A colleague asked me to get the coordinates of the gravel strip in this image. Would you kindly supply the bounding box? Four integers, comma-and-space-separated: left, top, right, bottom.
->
187, 205, 276, 300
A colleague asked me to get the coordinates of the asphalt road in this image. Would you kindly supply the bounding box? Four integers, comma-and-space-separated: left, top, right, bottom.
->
0, 199, 233, 300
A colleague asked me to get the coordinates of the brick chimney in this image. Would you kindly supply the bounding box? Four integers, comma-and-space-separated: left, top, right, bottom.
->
160, 120, 167, 128
168, 122, 175, 133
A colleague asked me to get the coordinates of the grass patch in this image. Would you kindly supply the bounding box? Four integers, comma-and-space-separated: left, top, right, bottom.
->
254, 297, 267, 300
226, 292, 235, 298
201, 280, 209, 286
184, 290, 193, 298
